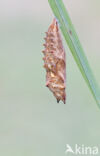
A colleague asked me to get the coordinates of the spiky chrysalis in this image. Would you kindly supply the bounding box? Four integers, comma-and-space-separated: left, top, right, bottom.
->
42, 18, 66, 104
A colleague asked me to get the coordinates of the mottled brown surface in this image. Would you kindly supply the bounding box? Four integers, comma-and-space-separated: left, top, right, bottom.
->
43, 18, 66, 104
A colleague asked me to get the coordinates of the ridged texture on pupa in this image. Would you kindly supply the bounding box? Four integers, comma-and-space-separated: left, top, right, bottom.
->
42, 18, 66, 104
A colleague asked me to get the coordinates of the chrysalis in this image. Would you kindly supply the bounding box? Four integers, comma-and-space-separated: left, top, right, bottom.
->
42, 18, 66, 104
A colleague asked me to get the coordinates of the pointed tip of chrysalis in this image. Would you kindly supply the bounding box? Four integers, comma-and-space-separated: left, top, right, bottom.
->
48, 18, 58, 32
57, 98, 66, 104
57, 99, 60, 103
63, 100, 66, 104
63, 96, 66, 104
56, 96, 66, 104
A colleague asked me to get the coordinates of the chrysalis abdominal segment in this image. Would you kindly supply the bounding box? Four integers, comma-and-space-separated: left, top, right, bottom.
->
43, 18, 66, 104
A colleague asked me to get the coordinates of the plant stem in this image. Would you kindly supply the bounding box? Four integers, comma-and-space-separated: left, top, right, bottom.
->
48, 0, 100, 107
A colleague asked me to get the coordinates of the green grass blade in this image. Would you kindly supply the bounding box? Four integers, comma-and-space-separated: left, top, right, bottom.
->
48, 0, 100, 107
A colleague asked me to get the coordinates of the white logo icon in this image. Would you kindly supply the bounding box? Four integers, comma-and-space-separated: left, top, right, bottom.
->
65, 144, 74, 153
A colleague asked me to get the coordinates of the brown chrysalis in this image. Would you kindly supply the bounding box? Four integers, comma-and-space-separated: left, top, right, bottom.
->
42, 18, 66, 104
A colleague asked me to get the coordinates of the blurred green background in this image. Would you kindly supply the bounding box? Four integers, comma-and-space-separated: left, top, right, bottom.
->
0, 0, 100, 155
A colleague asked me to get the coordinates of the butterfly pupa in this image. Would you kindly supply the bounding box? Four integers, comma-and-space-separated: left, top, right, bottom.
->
42, 18, 66, 104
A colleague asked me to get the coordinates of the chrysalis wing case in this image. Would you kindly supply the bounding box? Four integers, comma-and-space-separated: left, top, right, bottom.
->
42, 18, 66, 104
